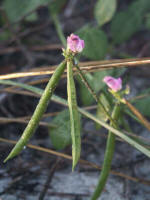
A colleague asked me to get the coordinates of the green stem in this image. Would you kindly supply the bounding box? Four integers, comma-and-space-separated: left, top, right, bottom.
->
51, 14, 66, 47
75, 65, 98, 102
75, 64, 116, 127
4, 61, 66, 162
91, 104, 120, 200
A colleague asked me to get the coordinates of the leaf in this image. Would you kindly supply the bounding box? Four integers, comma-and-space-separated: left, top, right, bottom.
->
49, 109, 72, 150
67, 60, 81, 170
96, 92, 111, 129
131, 0, 150, 14
110, 0, 150, 44
145, 13, 150, 30
0, 30, 11, 41
3, 0, 52, 22
94, 0, 117, 27
0, 79, 43, 95
77, 25, 108, 60
25, 13, 38, 22
111, 11, 142, 44
77, 73, 96, 106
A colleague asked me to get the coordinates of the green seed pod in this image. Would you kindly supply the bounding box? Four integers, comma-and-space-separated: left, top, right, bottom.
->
4, 61, 66, 162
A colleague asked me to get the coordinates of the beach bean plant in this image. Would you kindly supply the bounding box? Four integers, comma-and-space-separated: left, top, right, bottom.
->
1, 0, 150, 199
2, 33, 150, 199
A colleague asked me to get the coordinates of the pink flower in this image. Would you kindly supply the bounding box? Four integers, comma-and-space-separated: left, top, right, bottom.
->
67, 33, 84, 53
103, 76, 122, 92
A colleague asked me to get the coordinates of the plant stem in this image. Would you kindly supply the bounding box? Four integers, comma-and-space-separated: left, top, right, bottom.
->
124, 99, 150, 132
75, 64, 116, 127
4, 61, 66, 162
91, 104, 120, 200
75, 64, 98, 102
51, 14, 66, 47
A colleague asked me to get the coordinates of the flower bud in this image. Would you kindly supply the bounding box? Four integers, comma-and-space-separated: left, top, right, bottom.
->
67, 34, 84, 53
103, 76, 122, 92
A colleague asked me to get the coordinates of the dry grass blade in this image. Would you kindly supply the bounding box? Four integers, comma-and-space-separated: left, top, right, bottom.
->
1, 137, 150, 186
129, 93, 150, 102
0, 44, 62, 55
19, 112, 59, 120
125, 99, 150, 132
80, 57, 150, 71
0, 71, 56, 80
0, 57, 150, 80
0, 88, 40, 97
3, 78, 49, 91
0, 117, 50, 127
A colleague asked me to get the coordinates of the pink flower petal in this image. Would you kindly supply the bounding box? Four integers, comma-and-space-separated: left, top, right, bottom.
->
103, 76, 122, 92
67, 34, 84, 53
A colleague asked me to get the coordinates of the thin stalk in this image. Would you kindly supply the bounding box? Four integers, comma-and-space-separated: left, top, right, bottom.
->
75, 64, 116, 127
75, 64, 98, 102
51, 14, 66, 47
124, 99, 150, 132
91, 104, 120, 200
4, 61, 66, 162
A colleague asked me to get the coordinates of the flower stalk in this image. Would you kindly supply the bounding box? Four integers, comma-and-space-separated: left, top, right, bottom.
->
91, 104, 120, 200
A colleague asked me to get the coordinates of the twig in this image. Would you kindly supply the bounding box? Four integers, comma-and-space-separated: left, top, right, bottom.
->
125, 99, 150, 132
75, 64, 116, 126
39, 159, 60, 200
1, 57, 150, 80
0, 44, 62, 55
0, 117, 54, 127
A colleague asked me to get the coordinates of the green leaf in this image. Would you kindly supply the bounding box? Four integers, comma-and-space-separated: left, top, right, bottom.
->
110, 0, 150, 44
0, 79, 43, 95
77, 25, 108, 60
67, 61, 81, 170
96, 92, 111, 129
0, 30, 11, 41
77, 73, 95, 106
3, 0, 52, 23
111, 11, 142, 44
49, 109, 71, 150
145, 13, 150, 30
131, 0, 150, 14
94, 0, 117, 27
25, 13, 38, 22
